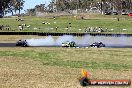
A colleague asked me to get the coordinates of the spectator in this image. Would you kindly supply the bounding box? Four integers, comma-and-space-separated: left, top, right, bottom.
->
53, 16, 56, 20
55, 27, 58, 31
18, 25, 23, 30
0, 25, 4, 30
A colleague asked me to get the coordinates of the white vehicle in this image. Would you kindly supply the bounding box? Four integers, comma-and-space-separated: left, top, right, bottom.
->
62, 41, 76, 47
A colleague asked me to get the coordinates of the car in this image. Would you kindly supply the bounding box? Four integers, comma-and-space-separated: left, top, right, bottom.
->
16, 40, 28, 47
62, 41, 76, 47
104, 10, 111, 15
0, 15, 2, 18
0, 13, 3, 18
113, 11, 118, 15
104, 11, 111, 15
90, 42, 105, 48
128, 13, 132, 16
122, 10, 128, 15
89, 7, 100, 13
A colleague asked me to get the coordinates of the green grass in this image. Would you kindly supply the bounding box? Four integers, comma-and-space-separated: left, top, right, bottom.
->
0, 47, 132, 88
0, 15, 132, 33
0, 48, 132, 70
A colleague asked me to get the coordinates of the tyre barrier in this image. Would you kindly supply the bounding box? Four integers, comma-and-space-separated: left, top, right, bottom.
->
0, 32, 132, 37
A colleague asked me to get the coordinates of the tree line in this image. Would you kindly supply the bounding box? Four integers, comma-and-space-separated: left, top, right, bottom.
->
0, 0, 24, 17
0, 0, 132, 17
51, 0, 132, 12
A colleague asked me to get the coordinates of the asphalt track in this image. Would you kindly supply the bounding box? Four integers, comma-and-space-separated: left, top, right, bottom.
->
0, 43, 132, 48
0, 43, 16, 47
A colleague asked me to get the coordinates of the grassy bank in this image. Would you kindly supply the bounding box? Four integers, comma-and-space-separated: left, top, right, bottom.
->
0, 47, 131, 88
0, 15, 132, 33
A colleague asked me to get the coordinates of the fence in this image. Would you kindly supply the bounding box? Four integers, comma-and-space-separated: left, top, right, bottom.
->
0, 32, 132, 37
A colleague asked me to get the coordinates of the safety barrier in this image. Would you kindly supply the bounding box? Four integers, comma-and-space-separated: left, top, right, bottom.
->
0, 32, 132, 37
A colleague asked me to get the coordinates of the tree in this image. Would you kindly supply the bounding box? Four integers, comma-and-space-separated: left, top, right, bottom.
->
0, 0, 25, 17
35, 4, 46, 12
5, 0, 15, 15
14, 0, 25, 14
0, 0, 11, 17
48, 0, 132, 14
47, 0, 54, 12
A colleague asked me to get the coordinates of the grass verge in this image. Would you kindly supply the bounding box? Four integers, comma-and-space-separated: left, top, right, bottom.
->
0, 47, 132, 88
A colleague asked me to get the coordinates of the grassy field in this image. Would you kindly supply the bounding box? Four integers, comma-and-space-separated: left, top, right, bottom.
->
0, 15, 132, 88
0, 47, 132, 88
0, 14, 132, 33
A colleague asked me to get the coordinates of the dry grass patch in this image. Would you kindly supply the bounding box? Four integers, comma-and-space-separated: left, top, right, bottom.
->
0, 57, 131, 88
0, 47, 131, 88
0, 57, 80, 88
